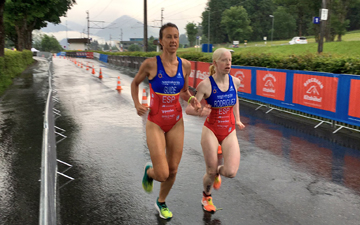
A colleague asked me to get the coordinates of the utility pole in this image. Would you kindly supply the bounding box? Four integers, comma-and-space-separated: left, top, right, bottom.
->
161, 8, 164, 26
318, 0, 327, 54
207, 7, 210, 52
87, 10, 90, 50
143, 0, 148, 52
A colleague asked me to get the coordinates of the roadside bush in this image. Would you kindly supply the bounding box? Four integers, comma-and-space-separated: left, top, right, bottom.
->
0, 50, 34, 95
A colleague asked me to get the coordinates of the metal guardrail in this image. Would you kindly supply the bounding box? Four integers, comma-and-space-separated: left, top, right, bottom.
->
39, 55, 74, 225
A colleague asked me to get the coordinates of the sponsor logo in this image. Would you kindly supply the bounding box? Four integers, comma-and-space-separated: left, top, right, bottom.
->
263, 73, 276, 93
158, 73, 162, 78
176, 115, 180, 121
213, 89, 217, 94
303, 78, 323, 103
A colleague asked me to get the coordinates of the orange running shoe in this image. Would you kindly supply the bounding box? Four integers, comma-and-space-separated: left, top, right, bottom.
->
201, 196, 216, 212
217, 145, 222, 154
213, 174, 221, 190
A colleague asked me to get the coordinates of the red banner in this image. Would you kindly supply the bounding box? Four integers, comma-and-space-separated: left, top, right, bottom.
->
348, 79, 360, 118
256, 70, 286, 101
188, 61, 196, 88
230, 68, 252, 94
195, 62, 211, 88
86, 52, 94, 59
293, 74, 338, 112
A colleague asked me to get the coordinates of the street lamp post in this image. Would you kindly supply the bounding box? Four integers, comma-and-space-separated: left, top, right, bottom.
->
269, 15, 274, 44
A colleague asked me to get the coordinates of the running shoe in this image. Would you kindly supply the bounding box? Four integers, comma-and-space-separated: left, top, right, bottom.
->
201, 196, 216, 212
142, 162, 153, 193
155, 197, 173, 219
213, 174, 221, 190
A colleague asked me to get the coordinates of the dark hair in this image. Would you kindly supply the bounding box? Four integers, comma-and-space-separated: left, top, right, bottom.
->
159, 22, 178, 50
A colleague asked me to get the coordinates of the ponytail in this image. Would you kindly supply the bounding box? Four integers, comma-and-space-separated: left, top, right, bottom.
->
209, 65, 216, 76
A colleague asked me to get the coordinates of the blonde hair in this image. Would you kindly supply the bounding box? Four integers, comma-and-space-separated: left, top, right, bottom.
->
209, 48, 231, 76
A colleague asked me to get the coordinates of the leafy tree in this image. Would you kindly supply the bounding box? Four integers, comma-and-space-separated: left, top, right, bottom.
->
128, 44, 141, 52
4, 0, 76, 51
202, 0, 234, 44
40, 34, 62, 52
221, 6, 252, 43
273, 0, 320, 37
0, 0, 5, 56
148, 36, 157, 52
241, 0, 276, 41
104, 42, 109, 51
89, 39, 99, 51
185, 22, 198, 47
330, 0, 359, 41
179, 34, 188, 45
272, 6, 296, 40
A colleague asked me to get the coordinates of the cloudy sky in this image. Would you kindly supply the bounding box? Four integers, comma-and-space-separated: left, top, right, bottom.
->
60, 0, 208, 35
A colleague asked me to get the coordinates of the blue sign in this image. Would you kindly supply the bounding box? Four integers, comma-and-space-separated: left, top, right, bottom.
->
313, 17, 320, 24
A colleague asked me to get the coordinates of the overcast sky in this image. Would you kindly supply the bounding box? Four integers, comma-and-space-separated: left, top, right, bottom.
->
60, 0, 208, 35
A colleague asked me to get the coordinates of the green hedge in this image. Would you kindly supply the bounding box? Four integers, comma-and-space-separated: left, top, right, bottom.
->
65, 50, 360, 75
0, 50, 34, 96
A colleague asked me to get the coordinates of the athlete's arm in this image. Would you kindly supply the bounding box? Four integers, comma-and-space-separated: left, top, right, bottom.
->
185, 79, 211, 116
180, 58, 201, 110
232, 76, 245, 129
131, 58, 153, 116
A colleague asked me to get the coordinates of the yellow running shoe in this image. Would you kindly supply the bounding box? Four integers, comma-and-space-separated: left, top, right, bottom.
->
201, 196, 216, 212
142, 162, 153, 193
213, 174, 221, 190
155, 198, 173, 219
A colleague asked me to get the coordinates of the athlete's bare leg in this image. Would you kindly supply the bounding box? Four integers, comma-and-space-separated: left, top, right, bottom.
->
159, 118, 184, 202
145, 118, 184, 202
218, 130, 240, 178
201, 126, 219, 195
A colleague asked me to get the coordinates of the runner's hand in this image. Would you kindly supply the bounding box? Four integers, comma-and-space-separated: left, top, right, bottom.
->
199, 104, 211, 117
136, 104, 149, 116
190, 97, 201, 112
236, 121, 245, 130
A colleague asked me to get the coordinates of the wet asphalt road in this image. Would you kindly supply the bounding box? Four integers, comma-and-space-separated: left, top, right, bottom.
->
0, 56, 360, 225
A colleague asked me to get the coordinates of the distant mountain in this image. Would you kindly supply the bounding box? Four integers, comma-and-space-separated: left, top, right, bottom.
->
40, 21, 84, 33
94, 15, 158, 41
41, 22, 70, 33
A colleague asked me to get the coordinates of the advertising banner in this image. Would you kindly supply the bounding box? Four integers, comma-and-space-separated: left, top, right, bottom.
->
293, 74, 338, 112
86, 52, 94, 59
230, 68, 252, 94
76, 52, 87, 58
256, 70, 286, 101
195, 62, 211, 88
348, 79, 360, 118
189, 61, 196, 88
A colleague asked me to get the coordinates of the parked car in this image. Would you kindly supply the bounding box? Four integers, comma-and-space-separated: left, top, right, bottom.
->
289, 37, 308, 45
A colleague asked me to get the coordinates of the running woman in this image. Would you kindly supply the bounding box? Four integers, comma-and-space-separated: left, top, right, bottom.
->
131, 22, 201, 219
185, 48, 245, 212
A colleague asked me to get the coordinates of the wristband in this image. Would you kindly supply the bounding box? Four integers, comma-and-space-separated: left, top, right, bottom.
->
188, 96, 195, 104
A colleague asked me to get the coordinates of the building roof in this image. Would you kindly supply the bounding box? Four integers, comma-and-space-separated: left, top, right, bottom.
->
67, 38, 90, 44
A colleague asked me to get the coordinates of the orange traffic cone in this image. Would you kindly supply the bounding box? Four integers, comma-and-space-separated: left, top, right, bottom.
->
116, 76, 123, 91
217, 145, 222, 154
86, 63, 89, 71
92, 67, 95, 75
81, 63, 83, 68
98, 68, 103, 79
141, 89, 148, 107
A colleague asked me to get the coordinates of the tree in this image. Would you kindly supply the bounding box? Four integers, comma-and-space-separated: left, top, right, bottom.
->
40, 34, 62, 52
241, 0, 276, 41
330, 0, 359, 41
128, 44, 141, 52
179, 34, 188, 45
221, 6, 252, 43
272, 6, 296, 40
185, 22, 198, 47
0, 0, 4, 56
104, 42, 109, 51
4, 0, 76, 51
148, 36, 157, 52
